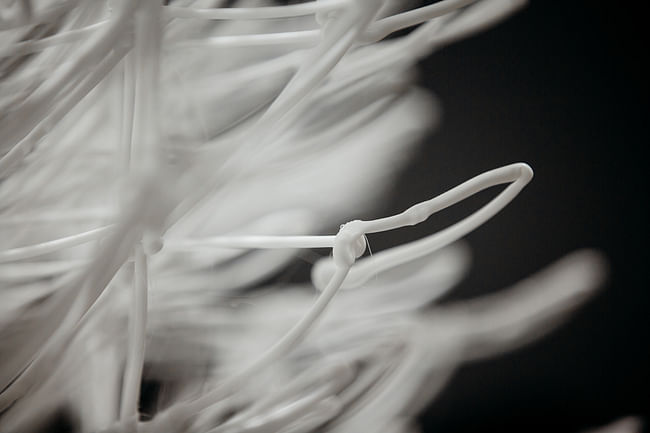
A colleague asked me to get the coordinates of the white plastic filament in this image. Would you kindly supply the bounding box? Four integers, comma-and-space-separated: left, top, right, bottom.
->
0, 1, 608, 433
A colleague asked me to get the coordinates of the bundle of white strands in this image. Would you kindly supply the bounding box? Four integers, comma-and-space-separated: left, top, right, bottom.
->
0, 1, 607, 432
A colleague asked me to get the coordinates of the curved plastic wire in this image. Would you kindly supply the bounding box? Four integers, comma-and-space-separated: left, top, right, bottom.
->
163, 0, 350, 21
0, 225, 114, 263
313, 162, 533, 290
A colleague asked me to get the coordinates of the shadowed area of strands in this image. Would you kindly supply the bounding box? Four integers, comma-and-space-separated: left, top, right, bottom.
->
0, 1, 611, 433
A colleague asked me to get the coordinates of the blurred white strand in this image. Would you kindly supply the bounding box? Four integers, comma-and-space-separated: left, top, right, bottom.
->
164, 0, 350, 20
0, 225, 113, 263
0, 21, 107, 59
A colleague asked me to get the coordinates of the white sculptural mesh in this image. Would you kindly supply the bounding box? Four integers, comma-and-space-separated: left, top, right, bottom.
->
0, 1, 611, 432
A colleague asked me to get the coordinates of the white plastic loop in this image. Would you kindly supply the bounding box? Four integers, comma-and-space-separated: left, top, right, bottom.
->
314, 163, 533, 290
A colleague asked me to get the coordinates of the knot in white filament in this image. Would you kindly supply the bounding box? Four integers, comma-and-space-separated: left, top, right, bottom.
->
333, 221, 367, 268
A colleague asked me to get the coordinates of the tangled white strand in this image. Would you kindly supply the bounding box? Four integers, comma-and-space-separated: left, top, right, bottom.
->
0, 1, 608, 432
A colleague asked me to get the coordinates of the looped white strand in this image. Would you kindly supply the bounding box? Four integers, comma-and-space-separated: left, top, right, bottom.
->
136, 163, 532, 433
313, 163, 533, 290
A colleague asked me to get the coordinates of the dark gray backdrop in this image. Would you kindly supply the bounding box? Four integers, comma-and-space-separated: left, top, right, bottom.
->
374, 1, 647, 431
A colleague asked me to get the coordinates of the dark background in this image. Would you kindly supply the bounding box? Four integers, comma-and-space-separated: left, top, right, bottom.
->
371, 1, 648, 432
